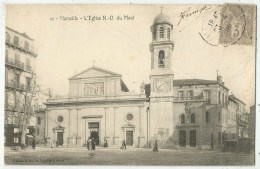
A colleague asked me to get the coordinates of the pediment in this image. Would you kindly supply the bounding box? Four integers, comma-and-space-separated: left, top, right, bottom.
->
69, 66, 121, 80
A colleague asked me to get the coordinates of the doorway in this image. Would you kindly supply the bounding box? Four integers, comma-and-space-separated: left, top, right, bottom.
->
57, 132, 64, 146
190, 130, 196, 147
126, 131, 133, 146
88, 122, 99, 145
179, 130, 186, 147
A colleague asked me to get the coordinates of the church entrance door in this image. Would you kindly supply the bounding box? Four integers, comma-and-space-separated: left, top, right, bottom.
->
126, 131, 133, 146
88, 122, 99, 146
57, 132, 64, 146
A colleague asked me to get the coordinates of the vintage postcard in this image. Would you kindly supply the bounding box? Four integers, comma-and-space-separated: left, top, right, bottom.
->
3, 3, 257, 166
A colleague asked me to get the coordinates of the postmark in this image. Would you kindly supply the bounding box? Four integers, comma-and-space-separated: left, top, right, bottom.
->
199, 4, 255, 47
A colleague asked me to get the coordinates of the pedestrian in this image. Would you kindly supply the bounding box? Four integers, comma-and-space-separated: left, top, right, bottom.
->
104, 139, 108, 148
51, 140, 55, 148
120, 140, 127, 149
87, 137, 91, 150
32, 137, 36, 149
153, 140, 158, 152
92, 138, 96, 150
89, 138, 92, 150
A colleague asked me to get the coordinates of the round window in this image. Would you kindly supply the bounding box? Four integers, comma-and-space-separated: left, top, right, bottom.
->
57, 116, 63, 123
126, 113, 133, 121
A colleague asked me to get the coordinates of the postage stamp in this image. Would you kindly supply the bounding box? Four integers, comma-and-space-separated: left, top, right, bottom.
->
199, 3, 256, 47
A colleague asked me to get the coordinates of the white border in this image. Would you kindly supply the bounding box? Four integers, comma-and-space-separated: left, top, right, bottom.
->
0, 1, 259, 169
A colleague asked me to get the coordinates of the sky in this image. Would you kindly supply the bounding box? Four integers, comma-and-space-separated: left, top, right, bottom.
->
5, 4, 256, 110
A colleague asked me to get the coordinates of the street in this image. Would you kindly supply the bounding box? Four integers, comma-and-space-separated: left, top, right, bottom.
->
4, 147, 254, 165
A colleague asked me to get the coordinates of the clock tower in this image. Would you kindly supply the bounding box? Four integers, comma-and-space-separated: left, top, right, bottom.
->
149, 11, 175, 142
150, 11, 174, 97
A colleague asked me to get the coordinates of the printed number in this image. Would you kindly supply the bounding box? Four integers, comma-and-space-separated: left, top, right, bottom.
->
208, 19, 214, 26
233, 24, 240, 38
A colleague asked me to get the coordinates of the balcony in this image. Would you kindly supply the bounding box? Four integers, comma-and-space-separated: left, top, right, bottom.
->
5, 81, 25, 91
174, 93, 204, 102
6, 39, 37, 57
5, 57, 24, 70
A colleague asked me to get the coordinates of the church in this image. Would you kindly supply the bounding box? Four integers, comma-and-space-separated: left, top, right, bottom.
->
44, 11, 247, 149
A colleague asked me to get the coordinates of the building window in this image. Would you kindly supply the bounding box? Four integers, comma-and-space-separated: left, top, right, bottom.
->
26, 58, 31, 71
14, 73, 20, 86
204, 90, 210, 104
222, 93, 224, 106
15, 53, 20, 64
24, 41, 29, 50
14, 36, 19, 46
218, 112, 221, 122
37, 117, 41, 125
218, 91, 221, 105
37, 128, 40, 135
8, 92, 15, 108
57, 116, 63, 123
158, 50, 165, 68
167, 28, 170, 39
6, 32, 10, 43
126, 113, 133, 121
153, 28, 157, 40
181, 114, 185, 124
178, 91, 184, 100
206, 112, 210, 122
187, 91, 193, 100
26, 77, 31, 90
159, 27, 164, 38
218, 132, 221, 145
191, 113, 195, 123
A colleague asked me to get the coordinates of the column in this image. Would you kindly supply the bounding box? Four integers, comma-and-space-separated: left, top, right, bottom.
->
113, 107, 119, 146
45, 109, 51, 145
67, 108, 73, 146
138, 106, 145, 148
76, 108, 81, 146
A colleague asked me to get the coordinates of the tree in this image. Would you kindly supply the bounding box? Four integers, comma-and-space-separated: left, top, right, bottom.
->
11, 73, 40, 147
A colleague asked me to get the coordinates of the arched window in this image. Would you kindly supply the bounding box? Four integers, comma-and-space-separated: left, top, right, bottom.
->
159, 27, 164, 38
153, 28, 157, 40
191, 113, 195, 123
167, 28, 170, 39
181, 114, 185, 124
158, 50, 165, 68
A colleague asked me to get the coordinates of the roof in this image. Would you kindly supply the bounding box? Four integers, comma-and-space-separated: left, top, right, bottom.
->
229, 95, 246, 105
6, 26, 34, 41
173, 79, 219, 86
69, 66, 122, 80
153, 13, 172, 25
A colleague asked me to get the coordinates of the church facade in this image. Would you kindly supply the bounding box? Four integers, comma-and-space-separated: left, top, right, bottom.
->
44, 12, 247, 149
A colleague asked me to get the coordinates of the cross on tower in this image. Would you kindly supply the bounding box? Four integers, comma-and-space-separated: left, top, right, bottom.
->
160, 6, 164, 13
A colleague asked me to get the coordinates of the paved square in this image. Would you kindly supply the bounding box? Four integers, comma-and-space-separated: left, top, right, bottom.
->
4, 147, 254, 165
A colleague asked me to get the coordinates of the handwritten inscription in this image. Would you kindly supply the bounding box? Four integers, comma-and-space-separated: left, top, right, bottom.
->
177, 5, 209, 26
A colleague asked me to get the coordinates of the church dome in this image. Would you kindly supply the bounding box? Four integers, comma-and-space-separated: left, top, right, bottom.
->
153, 13, 171, 25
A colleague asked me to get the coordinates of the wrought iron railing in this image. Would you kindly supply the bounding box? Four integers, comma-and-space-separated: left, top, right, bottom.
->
5, 81, 25, 91
5, 57, 24, 69
6, 39, 37, 56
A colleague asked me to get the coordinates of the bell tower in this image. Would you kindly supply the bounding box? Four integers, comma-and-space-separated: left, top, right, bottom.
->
149, 10, 175, 142
150, 11, 174, 97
